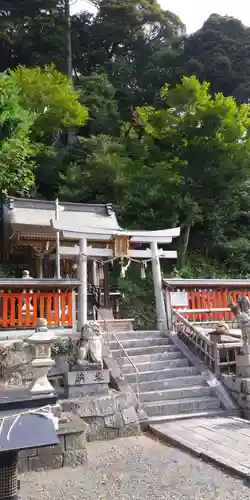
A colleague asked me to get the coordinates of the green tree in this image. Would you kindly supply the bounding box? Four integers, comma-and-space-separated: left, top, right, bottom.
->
181, 14, 250, 103
77, 73, 120, 136
0, 74, 36, 195
0, 1, 66, 72
59, 134, 125, 203
72, 0, 185, 114
137, 76, 250, 265
9, 64, 88, 200
11, 64, 88, 142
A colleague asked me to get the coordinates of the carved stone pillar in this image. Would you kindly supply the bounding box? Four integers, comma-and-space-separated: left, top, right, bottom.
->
28, 318, 55, 394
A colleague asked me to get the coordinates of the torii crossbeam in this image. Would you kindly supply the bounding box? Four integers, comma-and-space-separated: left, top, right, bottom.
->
50, 220, 181, 331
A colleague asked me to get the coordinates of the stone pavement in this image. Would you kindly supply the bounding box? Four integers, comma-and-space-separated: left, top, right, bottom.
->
150, 415, 250, 478
20, 435, 249, 500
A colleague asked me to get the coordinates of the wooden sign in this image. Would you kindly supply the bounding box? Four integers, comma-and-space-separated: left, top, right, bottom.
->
113, 235, 130, 257
170, 291, 188, 307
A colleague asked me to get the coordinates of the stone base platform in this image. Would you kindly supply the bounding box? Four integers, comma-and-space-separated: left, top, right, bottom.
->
18, 413, 88, 472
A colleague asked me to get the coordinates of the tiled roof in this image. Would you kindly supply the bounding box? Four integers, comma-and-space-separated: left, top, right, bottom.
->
4, 197, 121, 233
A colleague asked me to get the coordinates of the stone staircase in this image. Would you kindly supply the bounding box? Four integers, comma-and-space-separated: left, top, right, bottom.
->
110, 330, 227, 423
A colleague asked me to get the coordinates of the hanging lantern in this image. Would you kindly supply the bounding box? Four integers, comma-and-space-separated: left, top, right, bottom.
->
141, 261, 147, 279
113, 235, 130, 258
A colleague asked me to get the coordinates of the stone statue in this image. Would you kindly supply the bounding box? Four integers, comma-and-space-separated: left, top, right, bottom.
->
22, 269, 34, 317
228, 295, 250, 349
77, 321, 103, 369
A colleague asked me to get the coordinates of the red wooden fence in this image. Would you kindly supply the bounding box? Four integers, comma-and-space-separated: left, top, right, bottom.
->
184, 290, 241, 322
163, 279, 250, 323
0, 291, 72, 328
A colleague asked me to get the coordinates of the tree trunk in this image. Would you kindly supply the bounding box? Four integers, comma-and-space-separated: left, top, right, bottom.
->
179, 225, 191, 268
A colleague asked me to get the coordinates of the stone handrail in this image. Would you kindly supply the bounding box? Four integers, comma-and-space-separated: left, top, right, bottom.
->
172, 309, 240, 375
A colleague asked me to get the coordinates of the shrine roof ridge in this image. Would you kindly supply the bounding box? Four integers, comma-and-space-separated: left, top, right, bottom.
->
4, 196, 115, 214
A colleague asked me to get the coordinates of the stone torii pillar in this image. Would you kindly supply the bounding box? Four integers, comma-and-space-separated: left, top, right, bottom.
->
151, 241, 167, 332
78, 238, 88, 331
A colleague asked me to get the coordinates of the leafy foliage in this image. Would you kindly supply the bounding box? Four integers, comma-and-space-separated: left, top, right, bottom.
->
182, 14, 250, 103
0, 74, 35, 195
2, 0, 250, 287
10, 65, 88, 140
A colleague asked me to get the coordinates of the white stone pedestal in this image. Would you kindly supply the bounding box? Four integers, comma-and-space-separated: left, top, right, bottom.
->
67, 365, 110, 398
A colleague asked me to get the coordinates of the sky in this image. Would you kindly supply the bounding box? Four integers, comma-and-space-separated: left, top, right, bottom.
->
71, 0, 250, 34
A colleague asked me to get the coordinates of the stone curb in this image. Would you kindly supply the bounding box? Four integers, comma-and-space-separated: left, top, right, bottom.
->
149, 425, 250, 480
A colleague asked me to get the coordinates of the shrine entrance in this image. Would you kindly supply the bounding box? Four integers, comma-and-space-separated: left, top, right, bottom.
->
51, 221, 180, 331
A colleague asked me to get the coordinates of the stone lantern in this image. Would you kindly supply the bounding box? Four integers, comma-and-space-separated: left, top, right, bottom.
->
28, 318, 56, 394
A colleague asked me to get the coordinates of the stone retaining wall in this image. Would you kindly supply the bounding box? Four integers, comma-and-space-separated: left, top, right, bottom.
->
18, 413, 87, 472
61, 390, 143, 441
17, 390, 144, 472
221, 374, 249, 418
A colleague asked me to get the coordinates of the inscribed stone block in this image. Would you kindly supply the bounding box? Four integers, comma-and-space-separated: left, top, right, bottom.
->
121, 406, 138, 425
67, 369, 109, 386
104, 411, 123, 429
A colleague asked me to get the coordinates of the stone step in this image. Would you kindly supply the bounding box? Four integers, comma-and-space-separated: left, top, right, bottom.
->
148, 409, 239, 425
125, 366, 197, 383
130, 374, 206, 392
123, 358, 188, 374
143, 396, 221, 417
115, 330, 161, 341
139, 385, 211, 403
109, 337, 171, 349
111, 344, 174, 358
123, 350, 184, 364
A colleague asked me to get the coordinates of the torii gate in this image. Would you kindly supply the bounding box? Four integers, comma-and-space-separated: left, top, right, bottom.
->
50, 221, 180, 331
